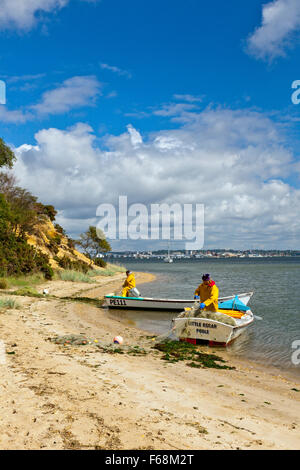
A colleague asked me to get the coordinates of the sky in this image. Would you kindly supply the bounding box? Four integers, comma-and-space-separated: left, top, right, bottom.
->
0, 0, 300, 250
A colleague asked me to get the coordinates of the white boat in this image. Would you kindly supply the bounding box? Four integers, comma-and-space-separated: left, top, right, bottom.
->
164, 245, 173, 263
103, 291, 253, 312
172, 294, 254, 346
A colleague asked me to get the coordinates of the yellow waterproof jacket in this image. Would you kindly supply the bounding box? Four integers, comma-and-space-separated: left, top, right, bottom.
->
123, 273, 136, 290
194, 282, 219, 312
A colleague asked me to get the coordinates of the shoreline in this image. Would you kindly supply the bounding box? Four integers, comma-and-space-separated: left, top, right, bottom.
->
100, 272, 300, 384
0, 271, 299, 449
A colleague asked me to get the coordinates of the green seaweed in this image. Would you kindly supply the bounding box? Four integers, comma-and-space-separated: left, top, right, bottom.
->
11, 287, 43, 298
60, 296, 104, 307
153, 340, 235, 370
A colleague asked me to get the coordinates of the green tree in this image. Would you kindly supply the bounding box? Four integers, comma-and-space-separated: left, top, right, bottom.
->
0, 138, 16, 168
0, 173, 49, 236
76, 226, 111, 261
0, 194, 53, 279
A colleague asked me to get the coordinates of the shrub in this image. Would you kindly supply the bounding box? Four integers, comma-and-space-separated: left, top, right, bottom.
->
56, 255, 90, 273
41, 204, 57, 221
94, 258, 107, 268
47, 240, 59, 255
54, 224, 66, 236
0, 279, 8, 289
67, 238, 75, 250
41, 265, 54, 280
0, 194, 54, 279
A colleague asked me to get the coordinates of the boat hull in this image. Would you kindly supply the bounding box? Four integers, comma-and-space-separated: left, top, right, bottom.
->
104, 292, 253, 311
173, 313, 254, 346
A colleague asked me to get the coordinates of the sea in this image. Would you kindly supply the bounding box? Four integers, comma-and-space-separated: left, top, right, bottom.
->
108, 257, 300, 379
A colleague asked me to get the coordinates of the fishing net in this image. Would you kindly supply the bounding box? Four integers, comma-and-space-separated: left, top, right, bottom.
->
154, 302, 237, 344
154, 303, 200, 344
51, 334, 90, 345
50, 335, 148, 355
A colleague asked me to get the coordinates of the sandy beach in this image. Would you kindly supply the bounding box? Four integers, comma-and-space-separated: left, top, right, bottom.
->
0, 271, 299, 450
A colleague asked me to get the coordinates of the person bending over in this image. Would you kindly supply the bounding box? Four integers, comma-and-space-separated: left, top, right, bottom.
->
122, 270, 136, 297
194, 274, 219, 312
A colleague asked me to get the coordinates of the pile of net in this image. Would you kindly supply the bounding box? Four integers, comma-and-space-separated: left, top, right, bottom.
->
49, 335, 148, 355
177, 303, 237, 326
51, 334, 90, 345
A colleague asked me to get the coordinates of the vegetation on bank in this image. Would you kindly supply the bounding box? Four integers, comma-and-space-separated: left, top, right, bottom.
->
0, 297, 20, 310
0, 137, 113, 282
0, 191, 54, 279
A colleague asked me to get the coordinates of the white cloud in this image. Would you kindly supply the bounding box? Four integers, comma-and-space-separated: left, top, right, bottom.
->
0, 0, 98, 31
0, 0, 67, 30
0, 106, 32, 123
153, 102, 199, 119
173, 94, 204, 103
0, 75, 102, 123
12, 107, 300, 249
4, 73, 46, 83
126, 124, 143, 148
247, 0, 300, 61
31, 75, 102, 115
100, 63, 132, 79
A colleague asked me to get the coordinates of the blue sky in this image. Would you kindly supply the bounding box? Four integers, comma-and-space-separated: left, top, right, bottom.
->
1, 0, 300, 250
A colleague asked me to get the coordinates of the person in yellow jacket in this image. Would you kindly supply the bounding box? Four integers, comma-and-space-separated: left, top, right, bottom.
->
194, 274, 219, 312
121, 270, 136, 297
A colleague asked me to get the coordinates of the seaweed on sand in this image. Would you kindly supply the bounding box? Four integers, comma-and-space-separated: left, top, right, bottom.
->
153, 340, 235, 370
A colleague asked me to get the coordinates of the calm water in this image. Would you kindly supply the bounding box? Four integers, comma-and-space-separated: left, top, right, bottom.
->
108, 258, 300, 377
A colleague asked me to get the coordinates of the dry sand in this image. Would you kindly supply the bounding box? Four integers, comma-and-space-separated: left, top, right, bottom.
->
0, 271, 299, 450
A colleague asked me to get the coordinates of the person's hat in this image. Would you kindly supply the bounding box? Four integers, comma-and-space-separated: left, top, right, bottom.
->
202, 273, 210, 281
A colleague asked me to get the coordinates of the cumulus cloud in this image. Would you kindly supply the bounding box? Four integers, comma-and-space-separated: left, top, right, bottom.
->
12, 108, 300, 249
31, 75, 102, 115
247, 0, 300, 61
0, 0, 67, 30
0, 0, 98, 31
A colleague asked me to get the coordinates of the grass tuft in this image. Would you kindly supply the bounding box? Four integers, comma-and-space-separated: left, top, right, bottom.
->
11, 287, 43, 298
0, 298, 21, 309
58, 270, 94, 283
90, 263, 127, 277
5, 274, 45, 288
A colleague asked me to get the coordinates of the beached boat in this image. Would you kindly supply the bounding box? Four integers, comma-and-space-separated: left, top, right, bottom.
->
103, 291, 253, 312
172, 294, 254, 346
